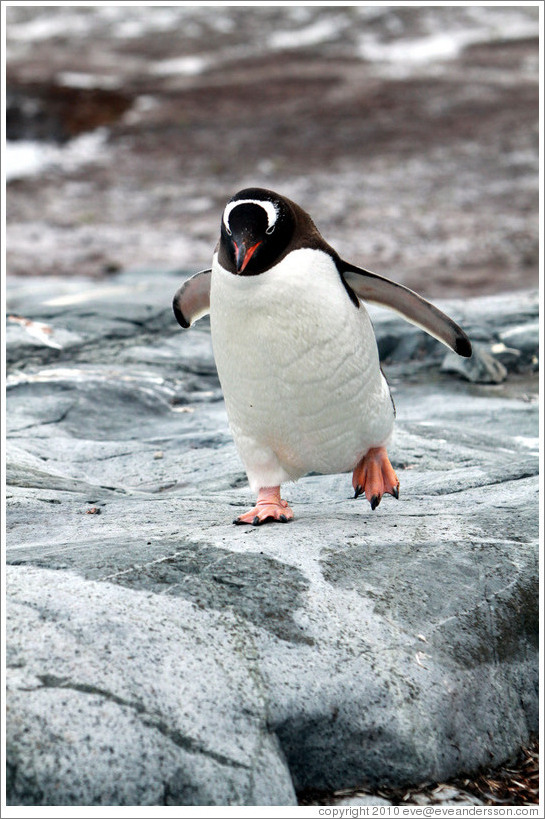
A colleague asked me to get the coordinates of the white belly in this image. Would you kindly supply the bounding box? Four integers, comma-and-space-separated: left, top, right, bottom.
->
210, 248, 394, 492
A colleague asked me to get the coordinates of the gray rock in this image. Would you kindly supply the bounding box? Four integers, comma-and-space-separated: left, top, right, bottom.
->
6, 567, 295, 806
500, 322, 540, 371
441, 343, 508, 383
5, 274, 539, 805
334, 795, 392, 806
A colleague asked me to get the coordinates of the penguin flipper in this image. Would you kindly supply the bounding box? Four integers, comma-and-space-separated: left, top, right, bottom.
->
340, 262, 472, 357
173, 269, 211, 328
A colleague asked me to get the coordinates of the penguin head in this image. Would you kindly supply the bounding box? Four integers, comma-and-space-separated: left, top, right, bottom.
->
219, 188, 295, 275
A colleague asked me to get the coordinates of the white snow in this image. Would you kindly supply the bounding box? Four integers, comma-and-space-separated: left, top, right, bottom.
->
56, 71, 121, 90
5, 129, 109, 182
269, 17, 344, 51
512, 437, 540, 453
7, 12, 92, 42
149, 55, 209, 77
358, 18, 538, 65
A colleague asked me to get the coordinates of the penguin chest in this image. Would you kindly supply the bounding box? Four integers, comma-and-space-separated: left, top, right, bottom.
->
210, 248, 392, 474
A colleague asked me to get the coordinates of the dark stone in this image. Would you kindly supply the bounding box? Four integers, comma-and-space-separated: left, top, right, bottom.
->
7, 81, 133, 143
111, 543, 314, 645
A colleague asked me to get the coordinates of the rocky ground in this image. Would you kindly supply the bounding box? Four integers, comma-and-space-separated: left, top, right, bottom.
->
5, 4, 540, 809
5, 271, 539, 806
6, 5, 539, 297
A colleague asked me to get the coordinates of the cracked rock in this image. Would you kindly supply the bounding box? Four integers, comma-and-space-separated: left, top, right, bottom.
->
5, 274, 539, 805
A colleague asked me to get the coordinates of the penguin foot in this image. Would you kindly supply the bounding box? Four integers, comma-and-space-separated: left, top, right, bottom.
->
234, 486, 294, 526
352, 447, 399, 510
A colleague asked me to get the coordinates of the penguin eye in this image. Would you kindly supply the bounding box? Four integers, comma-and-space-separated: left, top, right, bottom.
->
265, 224, 275, 235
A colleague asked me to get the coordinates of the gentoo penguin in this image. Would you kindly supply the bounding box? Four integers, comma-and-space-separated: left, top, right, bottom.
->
173, 187, 471, 525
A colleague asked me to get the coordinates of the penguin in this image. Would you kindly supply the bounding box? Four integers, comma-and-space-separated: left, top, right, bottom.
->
173, 187, 471, 525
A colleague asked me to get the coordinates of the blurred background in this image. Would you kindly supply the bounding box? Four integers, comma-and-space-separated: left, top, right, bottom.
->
6, 4, 540, 298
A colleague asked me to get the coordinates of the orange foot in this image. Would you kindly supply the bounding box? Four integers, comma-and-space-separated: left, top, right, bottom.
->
352, 446, 400, 510
234, 486, 294, 526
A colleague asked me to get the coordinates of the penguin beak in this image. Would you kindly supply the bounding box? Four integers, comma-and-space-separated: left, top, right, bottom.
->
233, 239, 262, 274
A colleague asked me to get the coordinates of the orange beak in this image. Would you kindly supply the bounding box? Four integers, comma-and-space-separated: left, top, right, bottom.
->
233, 240, 262, 273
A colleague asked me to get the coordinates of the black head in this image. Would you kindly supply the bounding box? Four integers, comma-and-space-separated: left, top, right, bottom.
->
218, 188, 296, 275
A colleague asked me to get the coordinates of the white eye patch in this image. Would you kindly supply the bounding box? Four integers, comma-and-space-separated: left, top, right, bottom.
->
223, 199, 278, 234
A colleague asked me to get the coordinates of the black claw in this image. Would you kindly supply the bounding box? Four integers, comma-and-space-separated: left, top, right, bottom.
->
252, 515, 261, 526
279, 514, 288, 522
392, 485, 399, 500
354, 485, 363, 499
370, 494, 381, 511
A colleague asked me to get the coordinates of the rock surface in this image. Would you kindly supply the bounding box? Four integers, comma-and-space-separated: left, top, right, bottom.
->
5, 272, 539, 806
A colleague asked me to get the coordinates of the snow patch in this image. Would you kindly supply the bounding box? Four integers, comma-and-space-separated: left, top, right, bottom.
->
5, 129, 109, 182
512, 436, 539, 453
269, 18, 344, 50
56, 71, 121, 90
150, 55, 209, 77
358, 19, 538, 65
7, 12, 92, 42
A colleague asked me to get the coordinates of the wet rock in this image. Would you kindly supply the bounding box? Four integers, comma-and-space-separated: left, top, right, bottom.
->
5, 6, 539, 291
7, 82, 133, 143
500, 323, 539, 371
5, 273, 539, 805
441, 343, 508, 383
